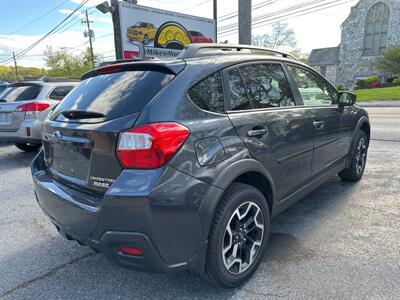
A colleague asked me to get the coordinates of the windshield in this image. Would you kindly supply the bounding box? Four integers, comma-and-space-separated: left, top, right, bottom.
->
134, 22, 147, 27
0, 84, 42, 102
50, 70, 174, 122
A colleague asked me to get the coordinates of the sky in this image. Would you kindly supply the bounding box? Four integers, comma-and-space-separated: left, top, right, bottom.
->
0, 0, 360, 68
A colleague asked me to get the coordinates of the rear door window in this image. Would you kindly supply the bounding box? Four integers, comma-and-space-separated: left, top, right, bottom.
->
51, 70, 174, 122
188, 72, 224, 113
227, 68, 251, 111
0, 84, 42, 102
239, 64, 296, 108
48, 86, 75, 100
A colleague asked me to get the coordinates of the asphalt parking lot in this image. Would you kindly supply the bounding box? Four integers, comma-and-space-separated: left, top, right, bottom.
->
0, 106, 399, 299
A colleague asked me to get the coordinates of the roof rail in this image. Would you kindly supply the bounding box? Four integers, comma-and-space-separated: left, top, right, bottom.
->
40, 77, 80, 82
178, 43, 298, 60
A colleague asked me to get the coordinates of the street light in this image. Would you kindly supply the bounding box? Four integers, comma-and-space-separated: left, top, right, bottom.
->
96, 1, 112, 14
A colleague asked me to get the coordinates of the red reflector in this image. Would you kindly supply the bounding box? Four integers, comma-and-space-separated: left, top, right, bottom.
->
97, 64, 124, 74
16, 102, 50, 112
120, 247, 143, 256
117, 122, 190, 169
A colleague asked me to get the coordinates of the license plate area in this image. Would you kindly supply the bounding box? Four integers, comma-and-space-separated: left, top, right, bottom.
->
0, 113, 12, 125
51, 143, 92, 182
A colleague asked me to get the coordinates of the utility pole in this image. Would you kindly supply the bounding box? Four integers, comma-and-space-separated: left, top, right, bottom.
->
111, 0, 123, 60
82, 11, 95, 68
213, 0, 217, 43
12, 51, 19, 81
238, 0, 252, 45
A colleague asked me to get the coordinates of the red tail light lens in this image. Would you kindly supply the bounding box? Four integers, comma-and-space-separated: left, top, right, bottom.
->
16, 102, 50, 112
117, 122, 190, 169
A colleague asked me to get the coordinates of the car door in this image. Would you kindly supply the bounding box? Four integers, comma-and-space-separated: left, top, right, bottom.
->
285, 64, 349, 175
224, 62, 315, 201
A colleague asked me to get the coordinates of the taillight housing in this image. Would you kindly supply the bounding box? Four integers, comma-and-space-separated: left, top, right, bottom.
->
117, 122, 190, 169
16, 102, 50, 113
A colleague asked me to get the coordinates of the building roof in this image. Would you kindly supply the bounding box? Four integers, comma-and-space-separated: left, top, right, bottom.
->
308, 46, 340, 65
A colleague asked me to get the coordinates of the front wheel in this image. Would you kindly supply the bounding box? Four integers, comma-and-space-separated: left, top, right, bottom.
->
205, 183, 270, 288
14, 142, 41, 152
339, 130, 368, 181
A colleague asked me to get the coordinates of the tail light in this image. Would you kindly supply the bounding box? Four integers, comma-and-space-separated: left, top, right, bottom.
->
16, 102, 50, 113
117, 122, 190, 169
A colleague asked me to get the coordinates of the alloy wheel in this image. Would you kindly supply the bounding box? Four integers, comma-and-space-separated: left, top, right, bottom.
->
355, 137, 367, 174
222, 201, 264, 274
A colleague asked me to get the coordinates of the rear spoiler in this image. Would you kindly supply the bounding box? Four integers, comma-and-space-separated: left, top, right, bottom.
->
81, 60, 186, 81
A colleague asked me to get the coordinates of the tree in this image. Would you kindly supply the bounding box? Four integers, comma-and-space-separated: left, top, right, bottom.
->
290, 49, 309, 63
377, 46, 400, 75
44, 46, 102, 78
252, 22, 297, 50
0, 65, 44, 82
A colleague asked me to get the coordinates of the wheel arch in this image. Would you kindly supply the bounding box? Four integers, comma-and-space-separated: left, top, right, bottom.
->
199, 159, 276, 242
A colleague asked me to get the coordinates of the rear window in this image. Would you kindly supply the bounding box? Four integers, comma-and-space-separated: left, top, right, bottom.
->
0, 84, 42, 102
50, 70, 174, 122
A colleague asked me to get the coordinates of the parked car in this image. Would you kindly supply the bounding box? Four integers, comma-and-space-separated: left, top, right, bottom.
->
189, 30, 213, 43
127, 22, 157, 45
31, 44, 370, 288
0, 78, 78, 151
0, 82, 9, 94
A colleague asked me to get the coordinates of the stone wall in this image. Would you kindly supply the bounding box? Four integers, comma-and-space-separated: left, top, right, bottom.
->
337, 0, 400, 88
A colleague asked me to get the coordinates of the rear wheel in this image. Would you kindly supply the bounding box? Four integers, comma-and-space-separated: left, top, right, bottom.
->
205, 183, 270, 288
339, 130, 368, 181
14, 142, 41, 152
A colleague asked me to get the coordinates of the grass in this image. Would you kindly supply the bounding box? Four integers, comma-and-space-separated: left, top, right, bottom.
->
352, 86, 400, 102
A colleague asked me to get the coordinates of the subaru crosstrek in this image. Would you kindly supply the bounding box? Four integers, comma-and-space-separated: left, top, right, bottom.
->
31, 44, 370, 288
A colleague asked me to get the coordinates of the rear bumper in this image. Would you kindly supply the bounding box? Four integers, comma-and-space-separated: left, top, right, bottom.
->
0, 118, 43, 143
31, 150, 209, 273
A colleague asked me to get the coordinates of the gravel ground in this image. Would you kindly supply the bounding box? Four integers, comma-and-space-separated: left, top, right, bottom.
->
0, 107, 399, 299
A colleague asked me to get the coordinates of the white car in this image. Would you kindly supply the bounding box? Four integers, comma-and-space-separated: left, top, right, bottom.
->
0, 78, 78, 151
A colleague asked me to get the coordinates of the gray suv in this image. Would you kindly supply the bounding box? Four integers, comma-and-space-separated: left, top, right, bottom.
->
31, 44, 370, 288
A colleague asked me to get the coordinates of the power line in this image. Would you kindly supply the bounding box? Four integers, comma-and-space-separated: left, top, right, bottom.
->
218, 0, 277, 23
0, 0, 89, 64
218, 0, 350, 36
8, 0, 70, 35
218, 0, 326, 32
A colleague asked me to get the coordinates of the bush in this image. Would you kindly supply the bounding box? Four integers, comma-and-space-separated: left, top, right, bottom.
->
393, 78, 400, 86
387, 76, 398, 83
356, 79, 367, 88
336, 84, 349, 91
365, 76, 379, 84
371, 81, 381, 88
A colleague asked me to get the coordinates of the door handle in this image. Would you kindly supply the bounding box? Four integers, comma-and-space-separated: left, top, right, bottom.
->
247, 127, 268, 137
313, 121, 325, 130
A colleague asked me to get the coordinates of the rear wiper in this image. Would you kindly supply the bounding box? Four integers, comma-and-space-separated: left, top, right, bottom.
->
0, 99, 7, 103
61, 110, 105, 119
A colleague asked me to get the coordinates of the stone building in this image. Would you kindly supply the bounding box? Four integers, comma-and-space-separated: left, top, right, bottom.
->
308, 0, 400, 88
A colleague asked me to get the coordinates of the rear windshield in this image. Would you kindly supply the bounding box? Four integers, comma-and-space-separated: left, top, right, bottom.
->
50, 70, 174, 122
0, 84, 42, 102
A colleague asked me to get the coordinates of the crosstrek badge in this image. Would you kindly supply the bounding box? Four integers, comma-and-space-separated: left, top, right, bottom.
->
89, 176, 115, 188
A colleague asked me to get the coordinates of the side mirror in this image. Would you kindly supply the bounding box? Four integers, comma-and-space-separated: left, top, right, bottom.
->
338, 92, 356, 107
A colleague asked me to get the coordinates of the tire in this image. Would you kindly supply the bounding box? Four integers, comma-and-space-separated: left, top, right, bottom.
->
205, 182, 270, 288
339, 130, 368, 181
14, 142, 41, 152
143, 34, 149, 45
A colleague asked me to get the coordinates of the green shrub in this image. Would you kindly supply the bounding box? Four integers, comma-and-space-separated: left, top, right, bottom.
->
356, 79, 367, 88
393, 78, 400, 86
386, 76, 398, 83
365, 76, 379, 84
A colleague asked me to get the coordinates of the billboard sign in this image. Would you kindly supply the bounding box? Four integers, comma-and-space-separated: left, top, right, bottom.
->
119, 2, 216, 59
